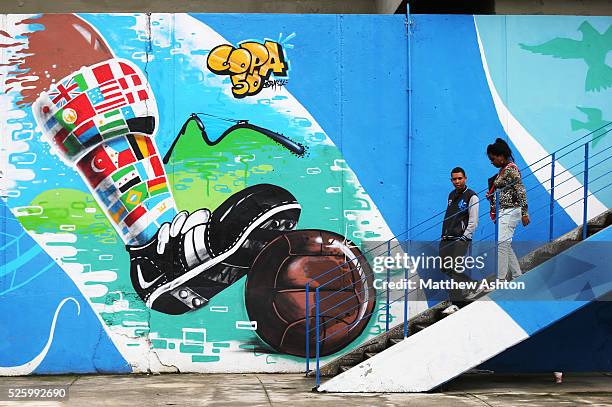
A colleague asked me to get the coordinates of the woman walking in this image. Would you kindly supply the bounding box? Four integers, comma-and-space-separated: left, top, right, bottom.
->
487, 138, 530, 281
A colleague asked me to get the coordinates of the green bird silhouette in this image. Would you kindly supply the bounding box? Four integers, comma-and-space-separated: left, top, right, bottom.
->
571, 106, 610, 148
520, 21, 612, 92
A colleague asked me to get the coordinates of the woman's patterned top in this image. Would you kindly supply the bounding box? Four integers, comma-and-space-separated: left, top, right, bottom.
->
490, 162, 529, 217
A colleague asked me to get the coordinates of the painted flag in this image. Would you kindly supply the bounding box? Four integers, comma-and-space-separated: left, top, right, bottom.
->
156, 207, 176, 226
143, 194, 176, 228
103, 136, 130, 166
51, 127, 70, 155
72, 72, 90, 92
95, 109, 129, 140
123, 207, 154, 239
130, 223, 159, 246
77, 145, 118, 188
108, 199, 128, 224
63, 134, 83, 158
48, 77, 80, 107
136, 155, 161, 180
73, 119, 102, 146
94, 179, 119, 207
119, 61, 137, 75
118, 74, 142, 90
152, 197, 173, 218
44, 115, 59, 133
104, 136, 136, 168
118, 73, 143, 91
87, 87, 105, 105
95, 80, 127, 114
120, 182, 149, 211
147, 176, 169, 196
121, 106, 136, 120
123, 205, 147, 227
55, 93, 96, 130
112, 164, 141, 193
118, 69, 150, 104
134, 161, 148, 180
118, 148, 136, 167
142, 193, 168, 212
125, 89, 149, 104
149, 155, 165, 177
126, 100, 152, 121
93, 62, 115, 85
127, 134, 155, 160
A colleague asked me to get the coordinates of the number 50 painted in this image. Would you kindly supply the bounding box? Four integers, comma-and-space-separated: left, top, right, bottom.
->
207, 40, 289, 98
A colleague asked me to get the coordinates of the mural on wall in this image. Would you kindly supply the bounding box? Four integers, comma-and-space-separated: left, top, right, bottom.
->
0, 13, 398, 374
1, 12, 609, 375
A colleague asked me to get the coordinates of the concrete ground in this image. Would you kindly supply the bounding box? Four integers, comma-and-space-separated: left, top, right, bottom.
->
1, 372, 611, 406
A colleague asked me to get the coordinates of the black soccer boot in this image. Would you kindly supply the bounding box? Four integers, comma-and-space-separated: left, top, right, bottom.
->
128, 184, 301, 315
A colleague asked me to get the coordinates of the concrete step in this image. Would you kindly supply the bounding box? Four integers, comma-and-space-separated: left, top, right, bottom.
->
411, 323, 433, 334
389, 329, 406, 340
587, 225, 606, 237
364, 352, 378, 360
388, 338, 403, 346
533, 253, 554, 264
340, 353, 365, 367
339, 365, 352, 373
364, 341, 387, 353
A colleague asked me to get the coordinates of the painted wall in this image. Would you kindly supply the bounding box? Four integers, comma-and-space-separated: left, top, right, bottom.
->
0, 12, 415, 375
408, 14, 611, 243
0, 13, 610, 375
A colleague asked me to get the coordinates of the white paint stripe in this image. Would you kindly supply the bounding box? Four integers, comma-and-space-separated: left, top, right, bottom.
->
473, 19, 607, 224
183, 228, 198, 268
0, 297, 80, 376
319, 301, 529, 392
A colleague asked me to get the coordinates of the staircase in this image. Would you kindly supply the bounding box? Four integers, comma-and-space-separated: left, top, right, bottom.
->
313, 209, 612, 380
315, 211, 612, 392
307, 122, 612, 391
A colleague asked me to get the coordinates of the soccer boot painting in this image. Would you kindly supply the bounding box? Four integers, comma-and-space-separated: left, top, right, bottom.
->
129, 183, 301, 314
33, 56, 302, 314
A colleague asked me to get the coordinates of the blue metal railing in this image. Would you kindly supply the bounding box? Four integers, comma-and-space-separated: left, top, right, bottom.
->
306, 123, 612, 386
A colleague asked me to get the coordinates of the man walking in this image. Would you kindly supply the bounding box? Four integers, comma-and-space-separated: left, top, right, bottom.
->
440, 167, 479, 314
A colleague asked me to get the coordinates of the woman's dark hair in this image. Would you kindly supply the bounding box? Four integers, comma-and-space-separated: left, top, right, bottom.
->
487, 138, 514, 161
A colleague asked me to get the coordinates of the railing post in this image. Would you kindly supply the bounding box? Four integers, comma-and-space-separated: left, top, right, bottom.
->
305, 282, 310, 374
386, 240, 391, 333
583, 143, 589, 240
495, 190, 500, 279
549, 152, 555, 242
403, 255, 409, 338
315, 287, 321, 387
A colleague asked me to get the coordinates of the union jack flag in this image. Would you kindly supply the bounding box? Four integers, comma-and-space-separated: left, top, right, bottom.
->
49, 78, 80, 107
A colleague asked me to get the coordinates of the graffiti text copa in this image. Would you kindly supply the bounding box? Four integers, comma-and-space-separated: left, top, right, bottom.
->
207, 40, 289, 98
